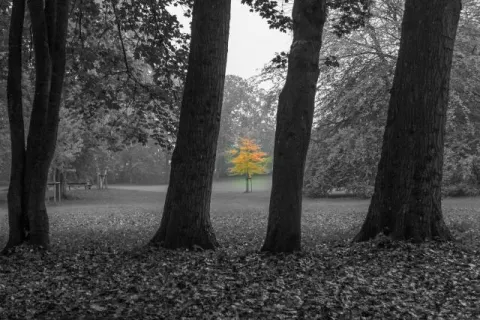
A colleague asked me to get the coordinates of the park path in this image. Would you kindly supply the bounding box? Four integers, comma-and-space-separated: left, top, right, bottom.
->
109, 185, 168, 192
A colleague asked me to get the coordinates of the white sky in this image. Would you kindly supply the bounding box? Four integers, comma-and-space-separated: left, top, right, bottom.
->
170, 0, 292, 79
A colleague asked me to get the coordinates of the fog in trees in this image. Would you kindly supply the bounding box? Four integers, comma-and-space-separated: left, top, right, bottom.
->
216, 75, 276, 179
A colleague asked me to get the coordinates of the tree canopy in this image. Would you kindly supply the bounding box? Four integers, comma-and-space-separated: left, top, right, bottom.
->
227, 138, 270, 185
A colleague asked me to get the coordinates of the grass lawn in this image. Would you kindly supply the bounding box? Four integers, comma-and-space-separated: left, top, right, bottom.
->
0, 179, 479, 319
110, 175, 273, 194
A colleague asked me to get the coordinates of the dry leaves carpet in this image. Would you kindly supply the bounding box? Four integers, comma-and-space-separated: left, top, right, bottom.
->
0, 188, 479, 319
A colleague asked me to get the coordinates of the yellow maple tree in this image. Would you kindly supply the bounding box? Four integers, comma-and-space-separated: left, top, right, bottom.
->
227, 138, 270, 192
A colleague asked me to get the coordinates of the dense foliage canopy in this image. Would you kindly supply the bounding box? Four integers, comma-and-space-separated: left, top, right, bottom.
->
0, 0, 192, 184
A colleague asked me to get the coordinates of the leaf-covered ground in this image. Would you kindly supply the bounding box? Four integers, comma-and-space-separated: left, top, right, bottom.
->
0, 186, 479, 319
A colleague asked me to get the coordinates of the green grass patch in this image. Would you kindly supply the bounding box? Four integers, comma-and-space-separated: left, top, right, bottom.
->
0, 188, 479, 319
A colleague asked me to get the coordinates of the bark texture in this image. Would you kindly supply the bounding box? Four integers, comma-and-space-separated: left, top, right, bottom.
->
262, 0, 327, 253
354, 0, 462, 242
150, 0, 231, 250
4, 0, 69, 252
5, 0, 27, 250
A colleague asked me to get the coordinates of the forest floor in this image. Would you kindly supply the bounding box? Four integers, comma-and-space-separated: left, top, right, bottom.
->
0, 181, 479, 319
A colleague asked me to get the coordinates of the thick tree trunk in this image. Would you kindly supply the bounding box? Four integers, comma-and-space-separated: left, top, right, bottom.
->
354, 0, 461, 242
4, 0, 27, 252
261, 0, 327, 253
4, 0, 69, 252
150, 0, 231, 250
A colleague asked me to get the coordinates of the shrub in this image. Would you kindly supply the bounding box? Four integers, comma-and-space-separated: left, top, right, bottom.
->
442, 183, 480, 197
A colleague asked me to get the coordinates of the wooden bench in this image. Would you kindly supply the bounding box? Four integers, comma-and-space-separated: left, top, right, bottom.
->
67, 182, 92, 190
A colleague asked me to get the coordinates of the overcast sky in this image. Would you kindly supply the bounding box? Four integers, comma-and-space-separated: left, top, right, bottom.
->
170, 1, 292, 79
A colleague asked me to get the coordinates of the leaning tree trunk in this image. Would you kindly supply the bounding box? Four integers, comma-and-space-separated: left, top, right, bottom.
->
261, 0, 327, 253
150, 0, 231, 250
3, 0, 69, 252
354, 0, 461, 242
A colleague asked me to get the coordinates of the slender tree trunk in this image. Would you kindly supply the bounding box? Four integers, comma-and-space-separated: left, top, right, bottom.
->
214, 154, 222, 180
59, 170, 67, 199
4, 0, 69, 252
354, 0, 461, 242
128, 164, 133, 184
163, 152, 170, 183
4, 0, 27, 251
104, 169, 108, 189
25, 0, 69, 247
215, 136, 228, 179
261, 0, 327, 253
150, 0, 231, 250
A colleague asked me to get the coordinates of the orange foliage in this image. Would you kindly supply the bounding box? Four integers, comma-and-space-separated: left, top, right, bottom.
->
227, 138, 269, 178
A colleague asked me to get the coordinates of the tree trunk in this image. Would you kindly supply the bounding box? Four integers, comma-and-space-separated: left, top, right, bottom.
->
215, 136, 228, 179
25, 0, 69, 247
163, 152, 170, 183
103, 169, 108, 189
3, 0, 69, 252
52, 170, 57, 202
354, 0, 461, 242
59, 170, 67, 199
214, 154, 223, 180
150, 0, 231, 250
261, 0, 327, 253
4, 0, 27, 252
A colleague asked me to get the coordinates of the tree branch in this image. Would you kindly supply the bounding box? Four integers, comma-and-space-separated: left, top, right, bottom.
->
110, 0, 130, 76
